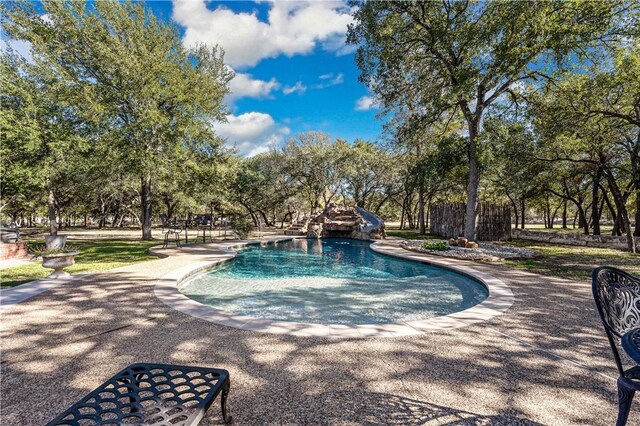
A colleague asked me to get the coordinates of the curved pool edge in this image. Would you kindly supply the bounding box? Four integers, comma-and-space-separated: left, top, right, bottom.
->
154, 237, 514, 339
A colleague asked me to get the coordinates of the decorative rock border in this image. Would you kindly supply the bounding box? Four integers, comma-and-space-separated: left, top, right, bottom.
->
154, 237, 514, 338
401, 240, 537, 262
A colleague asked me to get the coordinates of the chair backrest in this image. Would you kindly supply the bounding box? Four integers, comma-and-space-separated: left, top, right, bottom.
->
194, 215, 211, 226
592, 266, 640, 376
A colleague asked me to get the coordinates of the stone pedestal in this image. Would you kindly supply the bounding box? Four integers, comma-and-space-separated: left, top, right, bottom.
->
42, 252, 78, 279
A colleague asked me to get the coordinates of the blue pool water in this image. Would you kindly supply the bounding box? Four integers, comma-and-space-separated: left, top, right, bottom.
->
179, 239, 488, 325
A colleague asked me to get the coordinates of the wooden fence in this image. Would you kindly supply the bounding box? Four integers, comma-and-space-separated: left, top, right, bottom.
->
429, 202, 511, 241
429, 203, 466, 239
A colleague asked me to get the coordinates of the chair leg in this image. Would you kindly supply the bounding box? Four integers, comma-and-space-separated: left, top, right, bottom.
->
616, 376, 636, 426
175, 232, 181, 248
221, 378, 232, 423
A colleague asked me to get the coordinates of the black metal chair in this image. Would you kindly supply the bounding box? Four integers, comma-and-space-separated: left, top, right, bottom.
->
195, 216, 213, 243
161, 215, 182, 249
592, 266, 640, 426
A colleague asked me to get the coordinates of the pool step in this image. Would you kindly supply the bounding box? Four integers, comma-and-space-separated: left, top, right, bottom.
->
285, 217, 310, 235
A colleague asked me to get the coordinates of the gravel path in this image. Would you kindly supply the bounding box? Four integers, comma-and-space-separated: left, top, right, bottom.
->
0, 238, 636, 425
403, 239, 538, 261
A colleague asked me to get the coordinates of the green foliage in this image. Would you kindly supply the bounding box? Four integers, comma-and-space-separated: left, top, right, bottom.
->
28, 242, 79, 258
421, 241, 450, 251
348, 0, 635, 239
229, 215, 253, 240
1, 0, 231, 238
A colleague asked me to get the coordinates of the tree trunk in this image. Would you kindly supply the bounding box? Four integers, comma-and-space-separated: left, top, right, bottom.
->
48, 188, 58, 236
592, 167, 601, 235
520, 198, 525, 229
506, 193, 518, 229
550, 207, 557, 228
604, 171, 635, 253
418, 185, 426, 235
140, 170, 153, 240
464, 122, 480, 240
544, 199, 550, 228
578, 207, 589, 235
257, 210, 272, 227
635, 188, 640, 237
562, 200, 567, 228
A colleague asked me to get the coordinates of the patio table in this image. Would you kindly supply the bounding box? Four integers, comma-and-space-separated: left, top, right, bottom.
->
622, 327, 640, 364
46, 363, 231, 426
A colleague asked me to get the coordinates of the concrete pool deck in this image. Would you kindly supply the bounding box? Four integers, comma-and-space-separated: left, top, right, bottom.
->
154, 238, 513, 338
0, 236, 637, 425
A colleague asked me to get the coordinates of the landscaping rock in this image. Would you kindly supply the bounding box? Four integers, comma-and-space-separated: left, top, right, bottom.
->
402, 239, 537, 262
307, 204, 386, 240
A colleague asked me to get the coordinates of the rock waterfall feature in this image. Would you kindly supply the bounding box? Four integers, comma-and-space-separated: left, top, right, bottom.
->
306, 204, 385, 240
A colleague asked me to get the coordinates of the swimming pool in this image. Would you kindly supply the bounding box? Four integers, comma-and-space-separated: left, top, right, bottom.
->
178, 239, 489, 325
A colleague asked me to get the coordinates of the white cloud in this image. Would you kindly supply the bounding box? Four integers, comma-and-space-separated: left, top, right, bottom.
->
313, 73, 344, 89
214, 112, 290, 157
227, 72, 280, 102
355, 95, 379, 111
0, 38, 33, 62
282, 81, 307, 95
321, 34, 356, 56
172, 0, 354, 68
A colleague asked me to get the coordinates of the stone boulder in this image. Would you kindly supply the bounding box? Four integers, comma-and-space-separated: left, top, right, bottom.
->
307, 204, 385, 240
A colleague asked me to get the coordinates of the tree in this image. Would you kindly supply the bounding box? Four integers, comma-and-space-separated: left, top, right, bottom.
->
283, 132, 347, 212
0, 49, 87, 235
3, 0, 231, 239
577, 44, 640, 239
337, 139, 392, 211
348, 0, 632, 239
531, 70, 638, 251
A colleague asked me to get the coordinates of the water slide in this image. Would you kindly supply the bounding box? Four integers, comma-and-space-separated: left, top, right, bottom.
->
355, 207, 384, 233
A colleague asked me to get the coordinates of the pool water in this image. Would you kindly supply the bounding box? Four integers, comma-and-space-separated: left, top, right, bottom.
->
179, 239, 489, 325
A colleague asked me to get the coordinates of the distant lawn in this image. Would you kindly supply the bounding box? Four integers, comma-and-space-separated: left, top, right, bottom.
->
386, 229, 431, 240
385, 226, 445, 240
1, 239, 159, 288
522, 224, 616, 234
501, 240, 639, 282
385, 225, 638, 282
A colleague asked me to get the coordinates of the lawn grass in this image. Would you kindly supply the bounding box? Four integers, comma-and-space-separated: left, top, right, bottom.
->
522, 224, 616, 234
0, 239, 159, 288
501, 240, 639, 282
386, 225, 639, 282
385, 228, 444, 240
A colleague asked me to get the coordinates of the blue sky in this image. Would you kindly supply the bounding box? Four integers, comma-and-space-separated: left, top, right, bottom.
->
148, 1, 383, 156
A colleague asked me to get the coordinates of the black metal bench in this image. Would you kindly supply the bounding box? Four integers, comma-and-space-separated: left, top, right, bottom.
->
46, 363, 232, 425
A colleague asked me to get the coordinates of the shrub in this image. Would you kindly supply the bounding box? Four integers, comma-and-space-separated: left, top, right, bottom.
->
229, 215, 253, 239
29, 242, 79, 258
421, 240, 449, 251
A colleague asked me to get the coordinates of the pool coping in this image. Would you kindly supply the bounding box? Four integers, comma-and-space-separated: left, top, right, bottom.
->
154, 237, 514, 339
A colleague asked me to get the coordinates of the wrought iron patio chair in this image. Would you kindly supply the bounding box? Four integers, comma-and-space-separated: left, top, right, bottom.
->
46, 363, 232, 425
194, 215, 213, 243
161, 215, 182, 249
592, 266, 640, 426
